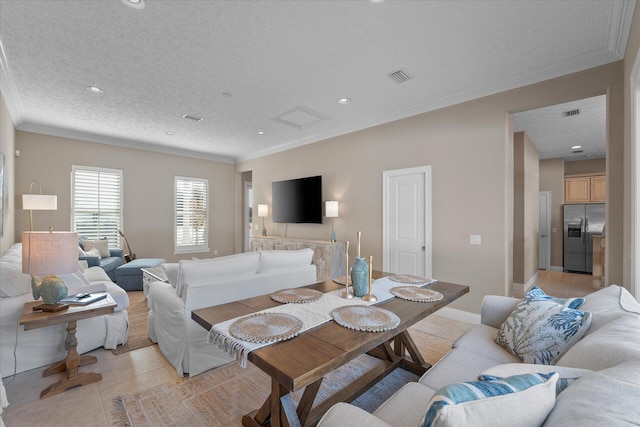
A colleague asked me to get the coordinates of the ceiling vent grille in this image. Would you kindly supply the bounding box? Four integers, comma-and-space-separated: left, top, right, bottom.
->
388, 69, 412, 84
182, 113, 203, 122
562, 109, 580, 117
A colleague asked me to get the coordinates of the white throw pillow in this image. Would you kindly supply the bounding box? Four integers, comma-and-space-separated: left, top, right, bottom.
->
80, 238, 110, 258
78, 246, 86, 257
480, 364, 593, 396
421, 373, 558, 427
85, 247, 102, 259
257, 249, 314, 273
0, 260, 31, 297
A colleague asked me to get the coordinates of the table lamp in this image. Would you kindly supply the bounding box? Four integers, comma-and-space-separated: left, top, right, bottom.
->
22, 180, 57, 231
258, 204, 268, 236
22, 231, 79, 312
325, 201, 339, 242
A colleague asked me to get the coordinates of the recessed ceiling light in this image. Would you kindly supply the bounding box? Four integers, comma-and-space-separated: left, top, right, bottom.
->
257, 131, 266, 135
571, 145, 582, 150
122, 0, 145, 9
221, 92, 233, 98
86, 86, 103, 93
337, 98, 351, 104
166, 131, 174, 136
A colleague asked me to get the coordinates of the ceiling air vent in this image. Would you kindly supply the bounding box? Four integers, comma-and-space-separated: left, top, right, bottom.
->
562, 109, 580, 117
182, 113, 203, 122
388, 69, 412, 84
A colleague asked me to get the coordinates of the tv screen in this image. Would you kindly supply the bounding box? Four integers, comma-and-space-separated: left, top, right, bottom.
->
272, 176, 323, 224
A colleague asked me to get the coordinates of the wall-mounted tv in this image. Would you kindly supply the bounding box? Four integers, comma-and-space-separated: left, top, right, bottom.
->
272, 175, 323, 224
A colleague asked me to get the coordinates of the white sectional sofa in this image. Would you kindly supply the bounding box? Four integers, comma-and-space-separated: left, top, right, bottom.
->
318, 285, 640, 426
0, 243, 130, 378
147, 249, 317, 377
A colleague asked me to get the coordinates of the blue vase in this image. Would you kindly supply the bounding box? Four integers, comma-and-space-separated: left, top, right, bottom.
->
350, 257, 368, 297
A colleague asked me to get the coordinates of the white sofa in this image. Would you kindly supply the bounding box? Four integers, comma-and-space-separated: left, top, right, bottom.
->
318, 285, 640, 426
0, 243, 130, 378
147, 249, 317, 377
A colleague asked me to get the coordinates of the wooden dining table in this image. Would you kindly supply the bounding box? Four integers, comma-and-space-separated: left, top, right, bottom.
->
192, 273, 469, 427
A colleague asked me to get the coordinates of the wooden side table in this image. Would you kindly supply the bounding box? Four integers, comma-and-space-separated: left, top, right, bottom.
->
19, 293, 117, 399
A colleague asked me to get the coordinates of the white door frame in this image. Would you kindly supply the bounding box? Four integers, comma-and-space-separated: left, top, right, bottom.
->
631, 50, 640, 300
383, 166, 432, 277
538, 191, 551, 271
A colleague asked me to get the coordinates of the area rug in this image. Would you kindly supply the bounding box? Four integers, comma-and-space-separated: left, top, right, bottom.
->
112, 291, 154, 355
113, 354, 418, 426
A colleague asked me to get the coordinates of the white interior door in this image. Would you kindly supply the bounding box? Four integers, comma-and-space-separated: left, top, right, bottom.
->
538, 191, 551, 270
383, 166, 431, 277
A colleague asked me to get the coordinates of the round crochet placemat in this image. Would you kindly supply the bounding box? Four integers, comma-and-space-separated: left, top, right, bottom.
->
331, 305, 400, 332
390, 286, 443, 303
388, 274, 432, 285
229, 313, 303, 344
271, 288, 323, 304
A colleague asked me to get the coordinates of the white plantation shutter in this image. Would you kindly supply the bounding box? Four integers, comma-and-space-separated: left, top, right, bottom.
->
71, 166, 122, 248
175, 176, 209, 253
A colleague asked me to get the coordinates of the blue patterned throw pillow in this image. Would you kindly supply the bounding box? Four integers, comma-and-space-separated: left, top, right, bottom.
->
479, 373, 576, 395
496, 297, 592, 365
421, 373, 558, 427
525, 286, 585, 309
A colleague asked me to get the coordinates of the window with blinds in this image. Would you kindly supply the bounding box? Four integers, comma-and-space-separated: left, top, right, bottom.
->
175, 176, 209, 253
71, 166, 122, 248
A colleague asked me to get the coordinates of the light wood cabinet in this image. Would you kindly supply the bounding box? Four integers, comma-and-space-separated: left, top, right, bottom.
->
250, 236, 345, 282
564, 174, 606, 204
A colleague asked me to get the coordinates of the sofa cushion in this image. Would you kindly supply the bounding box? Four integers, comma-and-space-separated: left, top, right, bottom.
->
577, 285, 640, 336
176, 252, 260, 297
542, 361, 640, 426
496, 298, 591, 365
0, 259, 31, 297
80, 238, 110, 258
373, 382, 436, 426
419, 346, 519, 392
257, 249, 313, 273
421, 373, 558, 427
163, 263, 179, 288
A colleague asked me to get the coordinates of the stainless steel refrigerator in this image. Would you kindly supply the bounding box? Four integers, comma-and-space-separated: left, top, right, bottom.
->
563, 203, 605, 273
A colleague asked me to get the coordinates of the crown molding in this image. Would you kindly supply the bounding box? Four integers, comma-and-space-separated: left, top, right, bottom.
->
608, 0, 637, 58
0, 38, 23, 126
17, 122, 236, 164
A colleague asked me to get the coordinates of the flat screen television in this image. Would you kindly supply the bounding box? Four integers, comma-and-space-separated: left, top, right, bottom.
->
272, 176, 323, 224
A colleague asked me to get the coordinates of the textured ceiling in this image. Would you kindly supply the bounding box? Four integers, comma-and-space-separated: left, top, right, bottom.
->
0, 0, 635, 163
513, 95, 606, 161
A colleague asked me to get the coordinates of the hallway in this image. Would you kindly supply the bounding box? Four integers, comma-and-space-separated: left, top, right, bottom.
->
518, 270, 597, 299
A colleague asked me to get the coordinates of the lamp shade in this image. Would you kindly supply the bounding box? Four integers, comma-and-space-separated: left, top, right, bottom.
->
257, 204, 268, 218
325, 200, 339, 218
22, 194, 57, 210
22, 231, 79, 275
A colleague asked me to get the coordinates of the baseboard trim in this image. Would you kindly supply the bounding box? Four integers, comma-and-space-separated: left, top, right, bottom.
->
550, 266, 563, 272
436, 307, 481, 325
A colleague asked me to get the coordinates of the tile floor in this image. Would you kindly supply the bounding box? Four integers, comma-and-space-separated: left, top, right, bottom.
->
1, 270, 591, 426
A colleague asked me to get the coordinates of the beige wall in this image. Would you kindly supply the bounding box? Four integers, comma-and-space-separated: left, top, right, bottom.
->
539, 158, 564, 268
0, 94, 16, 254
238, 61, 626, 312
564, 158, 606, 175
14, 132, 237, 262
623, 5, 640, 290
513, 132, 540, 285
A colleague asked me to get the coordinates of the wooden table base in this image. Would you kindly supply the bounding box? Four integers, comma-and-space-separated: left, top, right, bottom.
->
242, 331, 429, 427
39, 320, 103, 399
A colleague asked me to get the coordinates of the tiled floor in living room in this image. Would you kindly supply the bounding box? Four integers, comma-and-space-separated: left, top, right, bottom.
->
1, 270, 592, 426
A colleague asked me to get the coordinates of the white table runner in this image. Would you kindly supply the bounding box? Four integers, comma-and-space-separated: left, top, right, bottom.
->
207, 277, 437, 367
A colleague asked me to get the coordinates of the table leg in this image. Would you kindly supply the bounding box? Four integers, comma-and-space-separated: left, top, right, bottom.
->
39, 320, 103, 399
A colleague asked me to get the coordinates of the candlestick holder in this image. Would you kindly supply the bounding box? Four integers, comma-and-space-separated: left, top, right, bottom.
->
361, 255, 378, 302
340, 241, 353, 299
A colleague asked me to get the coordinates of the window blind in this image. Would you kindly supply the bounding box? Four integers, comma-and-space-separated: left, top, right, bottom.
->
72, 166, 122, 248
175, 177, 209, 253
